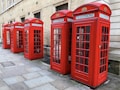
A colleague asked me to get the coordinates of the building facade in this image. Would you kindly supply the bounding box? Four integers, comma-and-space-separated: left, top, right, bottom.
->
0, 0, 120, 75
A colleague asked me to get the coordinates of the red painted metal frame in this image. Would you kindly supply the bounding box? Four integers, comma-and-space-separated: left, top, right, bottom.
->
24, 18, 43, 60
2, 24, 11, 49
50, 10, 73, 74
10, 22, 24, 53
71, 1, 111, 88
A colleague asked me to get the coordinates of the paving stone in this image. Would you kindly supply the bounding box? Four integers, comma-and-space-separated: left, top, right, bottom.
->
0, 64, 3, 69
65, 86, 80, 90
65, 84, 91, 90
38, 70, 52, 76
0, 86, 11, 90
22, 72, 41, 80
50, 79, 79, 90
13, 61, 25, 66
9, 82, 29, 90
0, 46, 120, 90
0, 61, 15, 67
24, 76, 55, 88
26, 67, 41, 72
30, 83, 58, 90
1, 66, 27, 78
3, 76, 24, 85
0, 79, 6, 87
0, 70, 2, 73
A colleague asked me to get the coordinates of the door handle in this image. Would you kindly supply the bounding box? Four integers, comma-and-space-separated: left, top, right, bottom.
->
99, 45, 101, 48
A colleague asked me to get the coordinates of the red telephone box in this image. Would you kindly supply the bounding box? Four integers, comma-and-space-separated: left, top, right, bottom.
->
10, 22, 24, 53
2, 24, 11, 49
50, 10, 73, 74
24, 18, 43, 60
71, 1, 111, 88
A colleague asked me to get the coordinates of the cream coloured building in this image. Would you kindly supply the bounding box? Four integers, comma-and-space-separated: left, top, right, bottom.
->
0, 0, 120, 75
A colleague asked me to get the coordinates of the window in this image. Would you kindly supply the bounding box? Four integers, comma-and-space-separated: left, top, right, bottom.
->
56, 3, 68, 11
10, 19, 15, 23
75, 26, 91, 73
8, 0, 12, 6
21, 17, 25, 22
34, 12, 40, 19
10, 21, 13, 24
1, 0, 5, 11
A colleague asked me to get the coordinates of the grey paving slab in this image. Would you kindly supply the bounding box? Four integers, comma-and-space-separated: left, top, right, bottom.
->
31, 83, 58, 90
22, 72, 41, 80
0, 46, 120, 90
0, 79, 6, 87
65, 84, 91, 90
50, 79, 79, 90
24, 76, 55, 88
3, 76, 24, 85
38, 70, 52, 76
0, 70, 2, 73
1, 66, 28, 78
13, 61, 25, 66
26, 67, 41, 72
9, 82, 29, 90
65, 86, 80, 90
0, 86, 11, 90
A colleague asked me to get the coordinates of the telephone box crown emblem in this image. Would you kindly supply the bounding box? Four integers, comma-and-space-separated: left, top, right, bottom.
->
56, 13, 60, 17
82, 7, 87, 12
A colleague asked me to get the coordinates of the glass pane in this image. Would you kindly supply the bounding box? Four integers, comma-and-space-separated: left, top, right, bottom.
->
53, 28, 61, 64
86, 26, 90, 33
75, 26, 90, 73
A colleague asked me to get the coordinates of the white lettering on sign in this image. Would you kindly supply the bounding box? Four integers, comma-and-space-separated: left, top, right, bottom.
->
67, 18, 73, 22
25, 24, 30, 27
5, 27, 10, 29
11, 26, 14, 29
15, 26, 24, 28
100, 13, 109, 20
52, 18, 64, 23
32, 23, 42, 27
76, 13, 95, 20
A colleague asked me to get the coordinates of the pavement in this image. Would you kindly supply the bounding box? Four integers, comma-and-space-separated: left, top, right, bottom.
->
0, 45, 120, 90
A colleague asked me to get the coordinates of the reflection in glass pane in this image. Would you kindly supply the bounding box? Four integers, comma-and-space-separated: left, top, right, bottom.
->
76, 35, 80, 40
76, 57, 79, 62
81, 27, 85, 33
80, 58, 84, 64
85, 51, 89, 57
85, 43, 89, 49
53, 28, 61, 64
86, 26, 90, 33
84, 66, 88, 73
85, 58, 88, 65
80, 42, 84, 48
80, 35, 84, 41
86, 34, 90, 41
80, 50, 84, 56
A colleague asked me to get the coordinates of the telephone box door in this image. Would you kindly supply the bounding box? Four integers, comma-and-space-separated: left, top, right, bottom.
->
98, 21, 110, 84
2, 25, 11, 49
72, 20, 96, 85
16, 30, 24, 51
